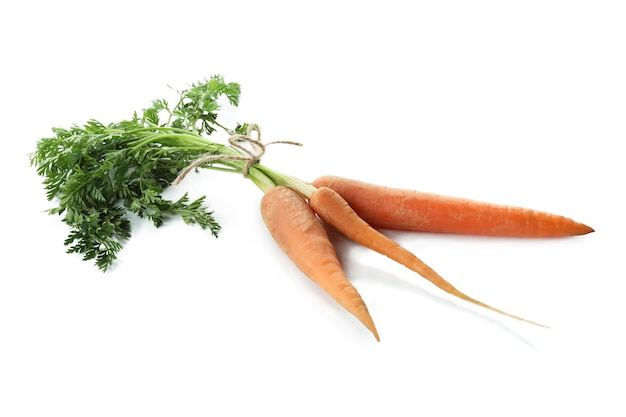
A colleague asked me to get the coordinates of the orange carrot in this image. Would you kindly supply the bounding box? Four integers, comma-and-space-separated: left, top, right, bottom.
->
313, 175, 593, 237
309, 186, 547, 327
260, 186, 380, 340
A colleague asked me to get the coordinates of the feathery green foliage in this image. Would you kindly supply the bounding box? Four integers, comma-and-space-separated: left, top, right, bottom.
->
32, 75, 315, 271
31, 76, 249, 271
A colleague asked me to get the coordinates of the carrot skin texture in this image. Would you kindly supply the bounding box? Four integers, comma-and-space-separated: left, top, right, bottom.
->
312, 176, 593, 237
260, 186, 380, 341
310, 186, 547, 327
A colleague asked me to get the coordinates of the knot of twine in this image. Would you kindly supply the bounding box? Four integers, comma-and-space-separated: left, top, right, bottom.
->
172, 123, 301, 185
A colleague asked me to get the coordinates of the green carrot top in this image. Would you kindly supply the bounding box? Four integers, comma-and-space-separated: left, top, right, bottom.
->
30, 75, 313, 271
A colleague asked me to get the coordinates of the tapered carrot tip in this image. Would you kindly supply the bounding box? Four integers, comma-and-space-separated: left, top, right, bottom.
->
363, 317, 380, 342
344, 300, 380, 341
577, 223, 595, 235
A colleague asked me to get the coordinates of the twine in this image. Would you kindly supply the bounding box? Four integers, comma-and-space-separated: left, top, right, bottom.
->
172, 124, 301, 185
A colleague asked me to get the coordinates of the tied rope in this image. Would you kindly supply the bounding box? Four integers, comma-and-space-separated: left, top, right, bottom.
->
172, 123, 302, 185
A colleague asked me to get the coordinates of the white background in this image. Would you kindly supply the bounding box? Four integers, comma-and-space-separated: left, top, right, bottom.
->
1, 1, 624, 416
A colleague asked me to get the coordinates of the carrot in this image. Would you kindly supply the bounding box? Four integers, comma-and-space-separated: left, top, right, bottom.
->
309, 186, 548, 327
312, 175, 593, 237
260, 186, 380, 341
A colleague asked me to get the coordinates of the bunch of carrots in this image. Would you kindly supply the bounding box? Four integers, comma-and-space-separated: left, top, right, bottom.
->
31, 76, 593, 341
260, 176, 592, 341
